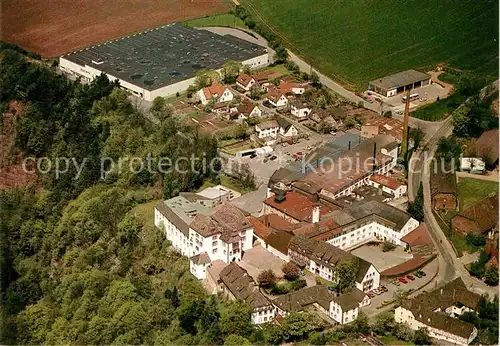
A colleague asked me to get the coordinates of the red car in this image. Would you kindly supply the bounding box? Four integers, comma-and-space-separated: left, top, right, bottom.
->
406, 274, 415, 281
398, 277, 408, 284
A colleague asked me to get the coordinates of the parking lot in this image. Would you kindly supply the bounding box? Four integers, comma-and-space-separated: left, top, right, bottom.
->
351, 243, 412, 272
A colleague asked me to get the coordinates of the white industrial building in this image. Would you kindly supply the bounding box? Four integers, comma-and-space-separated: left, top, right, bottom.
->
60, 23, 269, 101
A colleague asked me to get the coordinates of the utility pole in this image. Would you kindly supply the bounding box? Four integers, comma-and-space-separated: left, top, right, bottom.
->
401, 89, 410, 158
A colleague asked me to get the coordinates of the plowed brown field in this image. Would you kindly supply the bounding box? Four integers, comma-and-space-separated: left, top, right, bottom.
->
0, 0, 229, 57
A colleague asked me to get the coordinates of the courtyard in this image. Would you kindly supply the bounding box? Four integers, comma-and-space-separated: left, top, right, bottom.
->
351, 243, 412, 272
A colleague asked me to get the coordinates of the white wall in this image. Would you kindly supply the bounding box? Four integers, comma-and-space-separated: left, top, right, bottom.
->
252, 307, 276, 324
355, 264, 380, 292
154, 207, 190, 257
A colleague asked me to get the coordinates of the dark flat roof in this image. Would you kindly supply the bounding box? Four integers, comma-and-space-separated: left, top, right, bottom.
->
369, 69, 430, 90
62, 23, 267, 90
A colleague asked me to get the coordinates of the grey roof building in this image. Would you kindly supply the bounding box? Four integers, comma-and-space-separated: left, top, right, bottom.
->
369, 69, 431, 97
60, 23, 269, 101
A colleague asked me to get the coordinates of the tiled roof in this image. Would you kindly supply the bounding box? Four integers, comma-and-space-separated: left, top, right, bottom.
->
189, 252, 211, 265
257, 120, 279, 130
236, 73, 254, 87
471, 129, 499, 166
430, 164, 457, 196
219, 262, 271, 309
333, 287, 366, 311
203, 80, 226, 99
369, 174, 402, 190
345, 200, 412, 230
381, 256, 430, 276
237, 98, 258, 116
265, 88, 286, 102
190, 213, 223, 237
272, 285, 332, 312
248, 215, 294, 255
190, 203, 250, 240
277, 117, 293, 131
401, 278, 481, 339
264, 191, 330, 222
369, 69, 430, 90
401, 223, 433, 247
451, 193, 499, 234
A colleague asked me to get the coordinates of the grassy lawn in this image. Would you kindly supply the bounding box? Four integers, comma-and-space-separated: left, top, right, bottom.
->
458, 177, 499, 210
184, 13, 247, 29
129, 200, 159, 231
197, 174, 251, 194
380, 335, 413, 345
242, 0, 498, 89
410, 92, 463, 121
438, 72, 461, 85
448, 232, 482, 257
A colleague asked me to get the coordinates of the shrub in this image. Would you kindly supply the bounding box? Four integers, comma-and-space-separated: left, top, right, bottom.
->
257, 269, 276, 288
466, 233, 486, 247
282, 262, 300, 281
382, 241, 396, 252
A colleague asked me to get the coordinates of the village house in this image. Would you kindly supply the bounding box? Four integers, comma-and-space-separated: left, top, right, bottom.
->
277, 117, 298, 137
395, 278, 481, 345
290, 101, 312, 120
451, 192, 499, 236
197, 80, 234, 105
278, 80, 307, 95
237, 98, 262, 120
255, 120, 279, 139
288, 236, 380, 292
470, 129, 499, 168
247, 214, 294, 261
367, 173, 407, 198
236, 73, 257, 91
265, 88, 289, 108
400, 223, 436, 257
218, 262, 276, 324
330, 287, 371, 324
154, 194, 254, 280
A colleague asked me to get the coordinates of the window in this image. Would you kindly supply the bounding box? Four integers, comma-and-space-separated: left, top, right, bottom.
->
212, 241, 217, 247
212, 248, 217, 254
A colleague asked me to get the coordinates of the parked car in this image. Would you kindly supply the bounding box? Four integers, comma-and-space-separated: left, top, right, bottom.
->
263, 158, 269, 163
270, 155, 277, 161
367, 292, 375, 298
398, 277, 408, 284
392, 280, 400, 286
418, 270, 426, 277
249, 153, 257, 158
414, 271, 422, 278
406, 274, 415, 281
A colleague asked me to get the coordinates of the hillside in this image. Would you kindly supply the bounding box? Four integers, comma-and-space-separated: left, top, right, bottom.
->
242, 0, 499, 89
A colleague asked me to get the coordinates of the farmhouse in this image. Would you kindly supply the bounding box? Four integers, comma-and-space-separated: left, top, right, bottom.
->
60, 23, 269, 101
237, 99, 262, 119
430, 167, 458, 211
197, 80, 234, 105
368, 69, 431, 97
451, 192, 499, 236
395, 278, 481, 345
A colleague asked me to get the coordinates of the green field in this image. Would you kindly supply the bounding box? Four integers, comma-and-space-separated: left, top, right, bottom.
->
185, 13, 247, 29
242, 0, 498, 89
458, 177, 499, 210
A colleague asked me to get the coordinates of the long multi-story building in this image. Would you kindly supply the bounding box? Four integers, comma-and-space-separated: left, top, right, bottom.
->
288, 236, 380, 292
395, 278, 481, 345
154, 187, 253, 280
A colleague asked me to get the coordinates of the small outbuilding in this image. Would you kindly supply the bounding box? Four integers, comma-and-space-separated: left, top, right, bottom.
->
369, 69, 431, 97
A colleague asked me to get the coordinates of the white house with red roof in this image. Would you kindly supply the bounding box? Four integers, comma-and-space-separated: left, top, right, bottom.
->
367, 174, 407, 198
236, 73, 257, 91
197, 80, 234, 105
265, 88, 289, 108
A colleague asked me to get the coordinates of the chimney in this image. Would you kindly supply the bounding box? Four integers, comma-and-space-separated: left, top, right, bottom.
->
312, 205, 320, 223
372, 142, 377, 172
348, 141, 351, 150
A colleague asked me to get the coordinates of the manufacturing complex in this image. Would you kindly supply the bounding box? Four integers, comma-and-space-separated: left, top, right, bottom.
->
59, 23, 269, 101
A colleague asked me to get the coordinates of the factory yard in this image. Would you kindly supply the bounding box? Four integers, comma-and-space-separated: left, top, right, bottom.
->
1, 0, 229, 57
351, 243, 412, 273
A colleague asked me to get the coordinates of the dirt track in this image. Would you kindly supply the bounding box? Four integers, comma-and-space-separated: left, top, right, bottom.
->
0, 0, 229, 57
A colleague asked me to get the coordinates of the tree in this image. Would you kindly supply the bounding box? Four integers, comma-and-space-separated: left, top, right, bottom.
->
393, 288, 409, 307
282, 312, 316, 340
310, 72, 320, 86
382, 241, 396, 252
393, 323, 413, 341
352, 312, 370, 334
150, 97, 173, 122
466, 233, 486, 247
262, 323, 284, 345
407, 183, 424, 221
372, 311, 395, 335
409, 127, 424, 149
220, 300, 253, 338
221, 60, 242, 84
195, 69, 220, 89
437, 137, 461, 163
336, 261, 358, 293
249, 85, 262, 100
232, 163, 256, 191
484, 265, 499, 286
224, 334, 251, 345
343, 116, 358, 129
164, 286, 180, 308
257, 269, 276, 288
413, 327, 431, 345
383, 111, 392, 118
282, 262, 300, 281
315, 94, 327, 109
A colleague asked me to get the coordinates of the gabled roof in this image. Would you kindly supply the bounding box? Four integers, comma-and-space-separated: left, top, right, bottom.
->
471, 129, 499, 166
203, 80, 227, 100
219, 262, 271, 309
401, 223, 433, 246
369, 174, 402, 190
190, 252, 211, 265
266, 88, 287, 102
333, 287, 366, 311
452, 193, 499, 234
236, 73, 254, 87
263, 191, 330, 222
277, 117, 293, 132
345, 200, 412, 230
401, 277, 481, 339
430, 165, 457, 197
272, 285, 332, 312
369, 69, 430, 90
237, 98, 258, 116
